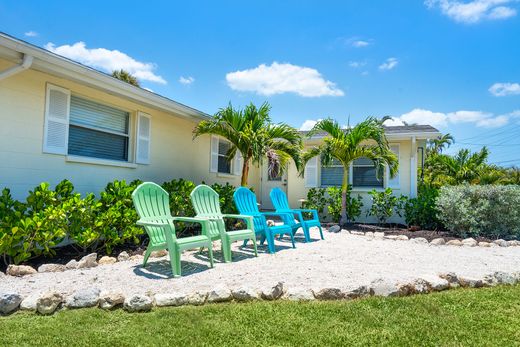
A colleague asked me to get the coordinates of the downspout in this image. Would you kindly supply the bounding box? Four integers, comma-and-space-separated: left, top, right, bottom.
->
0, 54, 33, 81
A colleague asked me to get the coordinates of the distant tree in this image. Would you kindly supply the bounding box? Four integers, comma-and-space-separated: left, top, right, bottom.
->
427, 147, 489, 186
112, 69, 140, 87
427, 133, 454, 155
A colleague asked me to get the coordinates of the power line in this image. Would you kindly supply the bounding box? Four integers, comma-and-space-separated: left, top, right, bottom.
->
490, 158, 520, 164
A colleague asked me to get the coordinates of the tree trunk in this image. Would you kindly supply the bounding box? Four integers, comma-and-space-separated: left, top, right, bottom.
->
241, 158, 250, 186
340, 167, 349, 226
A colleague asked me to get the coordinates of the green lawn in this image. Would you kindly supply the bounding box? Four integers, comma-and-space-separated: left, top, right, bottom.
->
2, 285, 520, 346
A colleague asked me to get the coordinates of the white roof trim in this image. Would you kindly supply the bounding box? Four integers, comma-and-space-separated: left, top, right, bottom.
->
0, 32, 209, 121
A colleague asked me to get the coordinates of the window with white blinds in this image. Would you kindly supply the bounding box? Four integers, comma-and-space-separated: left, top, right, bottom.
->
68, 96, 130, 161
320, 158, 344, 187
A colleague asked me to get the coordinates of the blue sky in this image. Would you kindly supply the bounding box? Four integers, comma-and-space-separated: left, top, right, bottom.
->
1, 1, 519, 165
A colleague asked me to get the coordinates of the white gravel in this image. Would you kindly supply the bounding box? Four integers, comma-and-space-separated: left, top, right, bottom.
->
2, 230, 520, 297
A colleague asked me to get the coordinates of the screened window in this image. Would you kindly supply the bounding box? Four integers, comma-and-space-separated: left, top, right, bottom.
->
352, 157, 383, 187
217, 139, 231, 174
321, 158, 343, 187
68, 96, 130, 161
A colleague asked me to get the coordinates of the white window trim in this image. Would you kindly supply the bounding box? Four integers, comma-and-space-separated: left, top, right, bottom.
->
386, 143, 401, 189
135, 111, 151, 164
350, 158, 384, 188
210, 136, 241, 176
43, 83, 70, 155
66, 155, 137, 168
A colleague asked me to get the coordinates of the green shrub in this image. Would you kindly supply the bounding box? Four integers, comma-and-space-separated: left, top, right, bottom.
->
161, 179, 196, 218
367, 188, 407, 224
404, 185, 444, 230
436, 185, 520, 238
304, 186, 363, 223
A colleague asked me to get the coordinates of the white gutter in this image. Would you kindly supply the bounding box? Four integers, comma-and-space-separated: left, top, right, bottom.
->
0, 53, 33, 81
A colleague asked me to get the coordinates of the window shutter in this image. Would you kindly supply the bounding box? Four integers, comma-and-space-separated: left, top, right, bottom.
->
43, 84, 70, 154
210, 136, 219, 173
233, 150, 243, 176
136, 112, 151, 164
304, 156, 318, 187
387, 145, 400, 188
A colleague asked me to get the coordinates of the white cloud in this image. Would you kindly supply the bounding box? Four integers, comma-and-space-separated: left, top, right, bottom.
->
386, 108, 512, 128
379, 57, 399, 71
299, 119, 321, 131
352, 40, 370, 47
226, 62, 344, 97
179, 76, 195, 85
348, 61, 366, 68
44, 41, 166, 84
489, 82, 520, 96
425, 0, 517, 23
24, 31, 38, 37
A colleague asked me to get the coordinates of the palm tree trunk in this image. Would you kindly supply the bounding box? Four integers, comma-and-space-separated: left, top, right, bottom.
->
241, 158, 250, 186
340, 167, 349, 226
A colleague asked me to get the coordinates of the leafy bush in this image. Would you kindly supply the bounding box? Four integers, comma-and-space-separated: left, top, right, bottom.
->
404, 185, 444, 230
161, 179, 196, 218
304, 186, 363, 223
367, 188, 407, 224
436, 185, 520, 238
209, 182, 238, 214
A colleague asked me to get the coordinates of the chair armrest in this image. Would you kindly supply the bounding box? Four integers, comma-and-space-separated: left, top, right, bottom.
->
293, 209, 319, 220
136, 218, 172, 227
260, 211, 293, 219
222, 214, 254, 230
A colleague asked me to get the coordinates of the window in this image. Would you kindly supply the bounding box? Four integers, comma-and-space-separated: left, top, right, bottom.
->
217, 139, 232, 174
352, 157, 383, 187
68, 96, 130, 161
321, 158, 343, 187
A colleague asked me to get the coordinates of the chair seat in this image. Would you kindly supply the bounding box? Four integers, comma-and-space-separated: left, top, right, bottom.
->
177, 235, 210, 247
304, 220, 321, 228
268, 225, 292, 234
227, 229, 255, 242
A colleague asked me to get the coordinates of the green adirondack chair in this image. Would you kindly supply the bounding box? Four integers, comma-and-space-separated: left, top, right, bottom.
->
132, 182, 214, 277
190, 184, 258, 263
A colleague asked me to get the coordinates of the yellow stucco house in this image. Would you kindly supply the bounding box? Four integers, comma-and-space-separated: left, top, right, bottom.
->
0, 33, 439, 223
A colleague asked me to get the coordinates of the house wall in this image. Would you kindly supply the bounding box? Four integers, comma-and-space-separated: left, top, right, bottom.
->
0, 58, 260, 200
285, 138, 419, 224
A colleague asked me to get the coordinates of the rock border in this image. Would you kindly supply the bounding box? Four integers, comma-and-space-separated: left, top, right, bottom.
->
1, 271, 519, 316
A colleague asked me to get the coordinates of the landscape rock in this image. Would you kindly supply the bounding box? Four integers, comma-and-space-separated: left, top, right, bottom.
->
154, 293, 187, 307
446, 240, 462, 246
98, 256, 117, 265
421, 275, 449, 291
65, 260, 79, 270
507, 240, 519, 247
77, 253, 98, 269
65, 287, 101, 308
186, 291, 207, 306
396, 235, 409, 241
38, 263, 66, 273
207, 285, 232, 303
0, 292, 22, 314
37, 292, 63, 315
430, 238, 446, 246
150, 250, 168, 258
478, 242, 492, 247
261, 282, 285, 300
439, 272, 460, 288
117, 251, 130, 262
6, 264, 37, 277
384, 235, 399, 240
461, 238, 477, 247
99, 291, 125, 309
374, 232, 385, 239
129, 255, 144, 262
20, 293, 40, 311
124, 294, 153, 312
328, 225, 341, 233
340, 229, 349, 233
493, 239, 508, 247
370, 279, 401, 297
344, 285, 371, 299
365, 232, 374, 238
458, 276, 484, 288
0, 271, 5, 279
232, 286, 260, 302
411, 237, 428, 244
313, 287, 345, 300
493, 271, 517, 285
410, 279, 431, 294
350, 230, 365, 236
283, 288, 315, 301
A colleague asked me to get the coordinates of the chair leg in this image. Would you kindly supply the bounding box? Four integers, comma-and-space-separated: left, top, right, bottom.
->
266, 232, 276, 254
288, 231, 296, 248
222, 239, 232, 263
259, 234, 266, 245
207, 242, 214, 268
318, 225, 324, 240
169, 248, 181, 277
302, 224, 311, 242
142, 248, 152, 267
242, 239, 249, 247
252, 236, 258, 257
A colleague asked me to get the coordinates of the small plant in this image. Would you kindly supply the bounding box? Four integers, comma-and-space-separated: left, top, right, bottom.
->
367, 188, 407, 224
303, 188, 329, 220
404, 185, 444, 230
303, 185, 363, 223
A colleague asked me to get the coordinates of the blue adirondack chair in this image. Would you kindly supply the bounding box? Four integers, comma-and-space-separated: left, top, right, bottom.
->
270, 187, 324, 242
233, 187, 295, 253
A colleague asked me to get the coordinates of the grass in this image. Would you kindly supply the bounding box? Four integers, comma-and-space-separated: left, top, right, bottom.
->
1, 285, 520, 346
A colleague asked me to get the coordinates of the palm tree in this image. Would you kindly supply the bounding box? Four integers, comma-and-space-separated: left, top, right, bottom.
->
427, 133, 454, 155
112, 69, 140, 87
304, 117, 398, 225
193, 102, 303, 186
428, 147, 489, 185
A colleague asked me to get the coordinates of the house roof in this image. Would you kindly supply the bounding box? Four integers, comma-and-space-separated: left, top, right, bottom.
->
0, 32, 210, 121
301, 124, 440, 139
